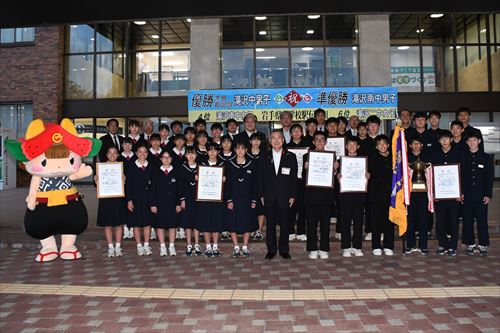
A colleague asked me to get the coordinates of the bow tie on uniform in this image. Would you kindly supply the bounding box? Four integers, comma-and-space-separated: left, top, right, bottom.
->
141, 166, 146, 171
132, 139, 137, 144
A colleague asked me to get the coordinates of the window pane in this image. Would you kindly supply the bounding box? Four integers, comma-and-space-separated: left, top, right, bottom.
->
129, 51, 159, 97
256, 16, 288, 43
65, 55, 94, 99
466, 45, 480, 64
223, 17, 253, 47
390, 46, 421, 92
326, 47, 358, 86
493, 48, 500, 91
129, 20, 160, 50
222, 48, 254, 88
160, 50, 190, 92
325, 15, 357, 45
256, 48, 289, 88
456, 46, 488, 91
456, 16, 466, 44
423, 45, 454, 92
162, 19, 190, 45
465, 15, 479, 44
96, 23, 125, 52
1, 28, 15, 43
96, 54, 125, 98
66, 24, 94, 53
15, 27, 34, 42
479, 15, 488, 43
291, 47, 324, 87
290, 15, 323, 41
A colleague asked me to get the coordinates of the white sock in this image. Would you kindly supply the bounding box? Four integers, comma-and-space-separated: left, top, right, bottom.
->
206, 244, 212, 250
108, 243, 114, 249
194, 243, 200, 248
242, 246, 248, 250
144, 242, 150, 248
213, 243, 218, 250
234, 245, 240, 251
187, 244, 193, 250
160, 243, 166, 248
169, 243, 175, 248
115, 243, 121, 249
137, 243, 143, 248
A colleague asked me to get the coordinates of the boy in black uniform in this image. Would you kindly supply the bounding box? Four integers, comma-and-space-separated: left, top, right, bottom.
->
450, 120, 467, 152
462, 132, 494, 256
364, 115, 382, 241
430, 130, 464, 256
302, 118, 317, 148
367, 135, 394, 256
405, 137, 431, 255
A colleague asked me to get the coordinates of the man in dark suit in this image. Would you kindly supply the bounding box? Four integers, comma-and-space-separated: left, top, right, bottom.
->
99, 118, 124, 162
258, 130, 298, 260
233, 113, 267, 151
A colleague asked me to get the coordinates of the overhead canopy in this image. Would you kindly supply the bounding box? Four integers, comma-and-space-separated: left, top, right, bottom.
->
2, 0, 500, 28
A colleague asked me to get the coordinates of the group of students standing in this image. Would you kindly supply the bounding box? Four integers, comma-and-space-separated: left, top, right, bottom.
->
95, 105, 493, 260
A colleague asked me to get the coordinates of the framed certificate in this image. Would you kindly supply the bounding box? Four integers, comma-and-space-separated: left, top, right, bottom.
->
305, 151, 336, 188
96, 162, 125, 198
339, 156, 368, 193
288, 148, 309, 179
432, 164, 462, 200
325, 137, 345, 159
196, 165, 225, 202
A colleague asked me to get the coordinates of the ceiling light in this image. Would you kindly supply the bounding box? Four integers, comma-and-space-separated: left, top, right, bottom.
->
80, 68, 86, 71
307, 30, 314, 34
151, 34, 159, 39
256, 48, 265, 52
256, 56, 276, 59
308, 15, 320, 19
134, 21, 146, 25
70, 25, 78, 28
352, 46, 357, 50
302, 47, 313, 51
397, 46, 410, 50
259, 30, 267, 35
416, 29, 424, 33
255, 16, 267, 20
90, 37, 95, 41
187, 18, 191, 23
430, 13, 444, 18
480, 28, 487, 33
450, 45, 462, 49
355, 29, 359, 33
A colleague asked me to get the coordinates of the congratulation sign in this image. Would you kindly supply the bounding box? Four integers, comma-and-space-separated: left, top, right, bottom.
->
325, 137, 345, 159
306, 151, 336, 188
196, 165, 225, 202
433, 164, 462, 200
288, 148, 309, 179
339, 156, 367, 193
96, 162, 125, 198
188, 87, 398, 122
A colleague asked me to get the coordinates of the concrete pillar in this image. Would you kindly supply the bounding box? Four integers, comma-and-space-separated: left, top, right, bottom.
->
358, 15, 391, 86
189, 18, 221, 90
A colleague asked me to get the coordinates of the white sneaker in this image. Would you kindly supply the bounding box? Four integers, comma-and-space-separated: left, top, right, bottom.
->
123, 227, 130, 239
115, 247, 123, 257
334, 233, 341, 240
318, 251, 329, 259
352, 248, 364, 257
129, 228, 134, 239
160, 246, 168, 257
308, 251, 319, 259
289, 234, 296, 241
144, 245, 153, 256
178, 228, 186, 239
150, 228, 157, 240
107, 247, 115, 258
137, 245, 145, 256
383, 248, 394, 256
364, 233, 372, 241
169, 245, 177, 256
372, 249, 382, 256
297, 234, 307, 242
342, 249, 352, 257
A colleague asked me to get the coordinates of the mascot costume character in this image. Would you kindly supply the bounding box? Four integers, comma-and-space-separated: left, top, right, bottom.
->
5, 118, 101, 262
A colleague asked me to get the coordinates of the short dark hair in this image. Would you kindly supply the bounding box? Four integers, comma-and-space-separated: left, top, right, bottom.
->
128, 119, 140, 128
107, 118, 119, 127
375, 134, 389, 144
150, 133, 161, 141
314, 108, 326, 117
185, 146, 197, 154
250, 133, 262, 141
184, 127, 196, 135
135, 143, 148, 151
398, 109, 411, 117
196, 130, 209, 138
325, 117, 339, 126
290, 123, 303, 132
221, 135, 233, 144
450, 120, 464, 129
305, 118, 318, 126
123, 137, 133, 145
413, 112, 427, 120
243, 113, 257, 122
366, 115, 381, 125
313, 131, 327, 140
428, 111, 441, 119
338, 116, 348, 125
173, 133, 186, 142
438, 129, 453, 139
466, 131, 482, 140
158, 124, 170, 132
409, 137, 423, 144
211, 122, 223, 131
357, 121, 367, 129
234, 141, 247, 150
456, 106, 471, 117
225, 118, 238, 127
170, 120, 182, 129
194, 118, 207, 126
206, 142, 219, 151
346, 136, 359, 145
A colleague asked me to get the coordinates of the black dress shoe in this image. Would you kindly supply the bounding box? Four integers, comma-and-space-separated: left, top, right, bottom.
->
265, 253, 275, 260
280, 253, 292, 259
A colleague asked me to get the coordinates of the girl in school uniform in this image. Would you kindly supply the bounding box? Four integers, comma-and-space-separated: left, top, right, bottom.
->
248, 133, 265, 241
118, 137, 136, 239
95, 147, 127, 257
196, 142, 226, 257
147, 133, 163, 167
179, 146, 202, 256
127, 119, 147, 151
218, 136, 236, 162
225, 142, 258, 257
170, 134, 187, 168
125, 144, 155, 256
195, 130, 209, 163
150, 150, 182, 256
